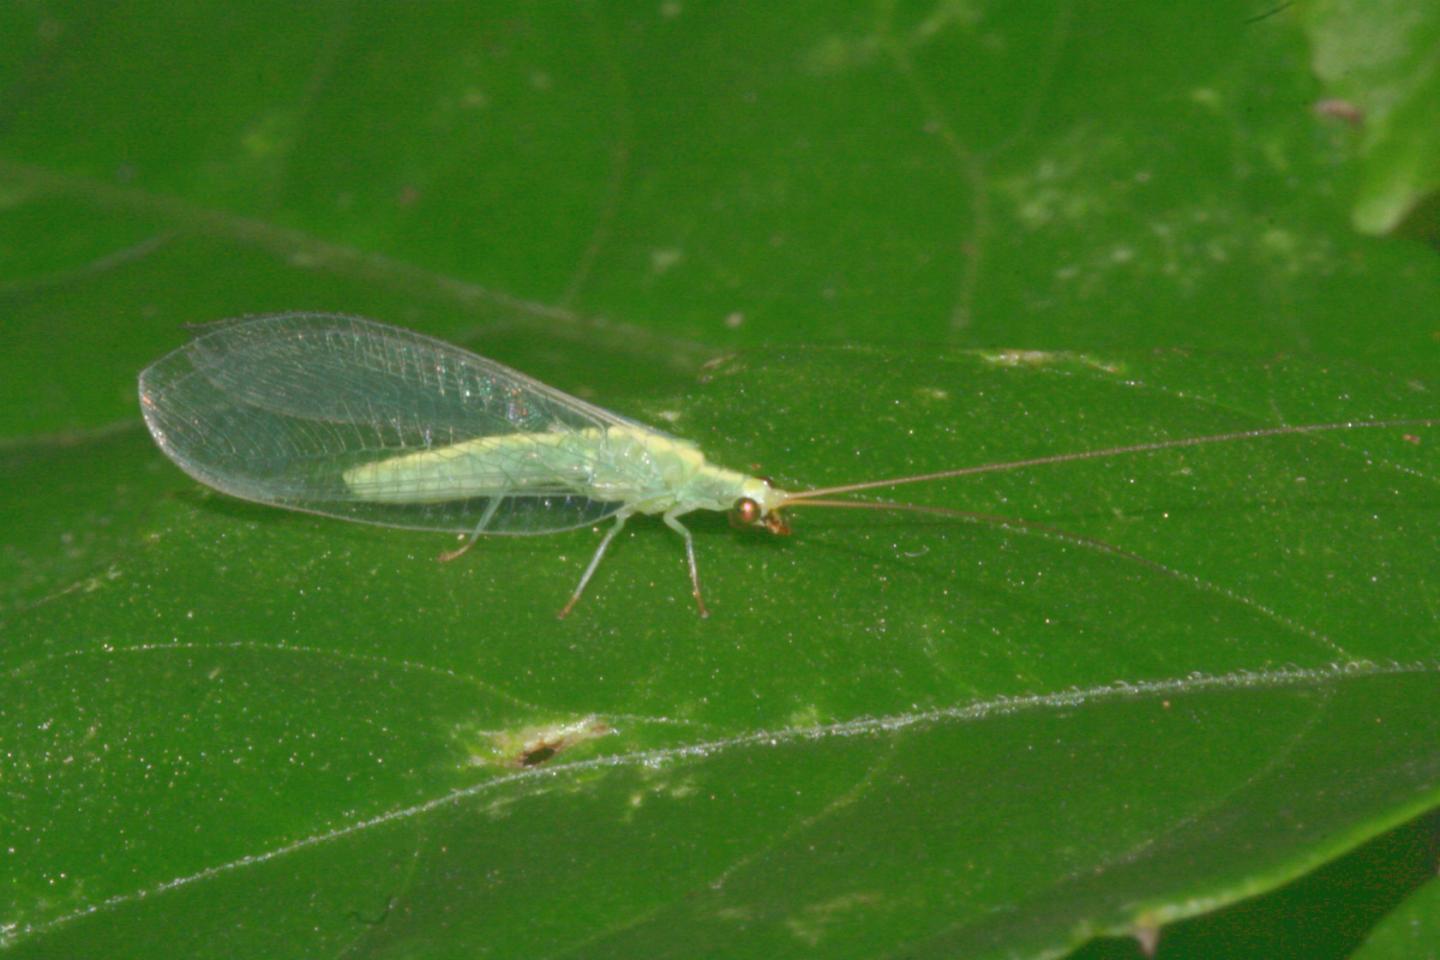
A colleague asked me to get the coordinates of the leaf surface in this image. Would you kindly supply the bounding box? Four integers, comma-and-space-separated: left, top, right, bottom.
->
3, 2, 1439, 958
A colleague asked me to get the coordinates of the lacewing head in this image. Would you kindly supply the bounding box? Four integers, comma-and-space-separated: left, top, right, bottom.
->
728, 477, 793, 535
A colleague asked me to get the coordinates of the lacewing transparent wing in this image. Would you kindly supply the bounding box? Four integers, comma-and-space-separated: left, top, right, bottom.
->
137, 313, 647, 536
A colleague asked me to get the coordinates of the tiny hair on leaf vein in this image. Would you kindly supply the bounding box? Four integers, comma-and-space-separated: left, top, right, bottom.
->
137, 313, 1437, 618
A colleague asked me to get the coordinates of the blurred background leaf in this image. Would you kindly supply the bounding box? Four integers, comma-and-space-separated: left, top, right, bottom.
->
1351, 861, 1440, 960
2, 2, 1438, 958
1302, 0, 1440, 235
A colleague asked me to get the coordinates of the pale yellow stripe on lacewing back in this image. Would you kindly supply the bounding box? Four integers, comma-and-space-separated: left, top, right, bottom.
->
342, 422, 733, 508
343, 428, 608, 504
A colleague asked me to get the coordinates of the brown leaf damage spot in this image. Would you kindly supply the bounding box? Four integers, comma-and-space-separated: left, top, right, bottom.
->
479, 716, 614, 769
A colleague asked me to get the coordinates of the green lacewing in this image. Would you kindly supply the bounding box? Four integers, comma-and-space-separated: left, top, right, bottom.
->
138, 313, 1435, 617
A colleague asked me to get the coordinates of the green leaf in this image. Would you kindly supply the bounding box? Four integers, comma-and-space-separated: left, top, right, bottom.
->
1354, 874, 1440, 960
5, 346, 1439, 958
4, 2, 1440, 958
3, 0, 1439, 439
1072, 811, 1440, 959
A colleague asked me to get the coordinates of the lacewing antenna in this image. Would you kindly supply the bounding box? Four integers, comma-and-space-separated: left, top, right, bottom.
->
778, 419, 1438, 507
